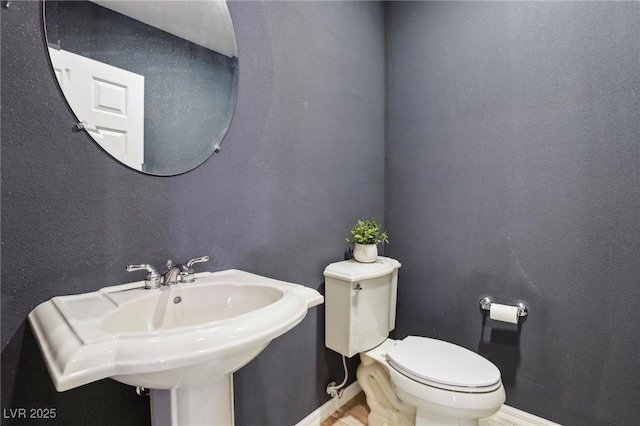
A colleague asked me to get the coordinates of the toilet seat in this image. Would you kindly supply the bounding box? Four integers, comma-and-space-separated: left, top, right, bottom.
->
385, 336, 502, 393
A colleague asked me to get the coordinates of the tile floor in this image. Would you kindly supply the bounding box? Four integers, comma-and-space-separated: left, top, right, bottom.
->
321, 392, 516, 426
320, 392, 370, 426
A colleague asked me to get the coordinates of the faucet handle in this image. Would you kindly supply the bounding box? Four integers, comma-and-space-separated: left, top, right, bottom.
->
186, 256, 209, 269
180, 256, 209, 283
126, 264, 161, 289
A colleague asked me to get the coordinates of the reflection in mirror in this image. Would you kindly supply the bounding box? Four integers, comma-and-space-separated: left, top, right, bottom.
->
44, 0, 238, 176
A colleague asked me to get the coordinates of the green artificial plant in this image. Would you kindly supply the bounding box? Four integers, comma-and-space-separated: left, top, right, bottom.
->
346, 219, 389, 245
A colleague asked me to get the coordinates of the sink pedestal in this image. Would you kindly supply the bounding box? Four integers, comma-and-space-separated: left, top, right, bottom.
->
150, 375, 234, 426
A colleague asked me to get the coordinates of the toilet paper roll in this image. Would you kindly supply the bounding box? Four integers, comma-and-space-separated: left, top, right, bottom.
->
489, 303, 519, 324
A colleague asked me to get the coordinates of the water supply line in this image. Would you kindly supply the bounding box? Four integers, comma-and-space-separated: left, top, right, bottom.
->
326, 355, 349, 398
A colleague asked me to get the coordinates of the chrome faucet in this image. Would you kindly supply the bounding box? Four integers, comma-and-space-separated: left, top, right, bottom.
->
161, 260, 183, 286
126, 256, 210, 289
125, 264, 162, 289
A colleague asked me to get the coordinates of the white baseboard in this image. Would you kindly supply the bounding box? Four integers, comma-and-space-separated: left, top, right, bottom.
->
489, 404, 562, 426
295, 381, 562, 426
295, 381, 363, 426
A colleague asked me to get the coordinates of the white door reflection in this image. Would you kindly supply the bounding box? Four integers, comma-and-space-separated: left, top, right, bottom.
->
49, 47, 145, 170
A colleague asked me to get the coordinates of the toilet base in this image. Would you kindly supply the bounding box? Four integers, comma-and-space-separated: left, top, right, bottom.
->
415, 408, 478, 426
357, 358, 481, 426
357, 339, 504, 426
356, 358, 415, 426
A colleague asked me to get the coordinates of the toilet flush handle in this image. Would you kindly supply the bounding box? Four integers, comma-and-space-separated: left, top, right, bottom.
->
353, 283, 362, 302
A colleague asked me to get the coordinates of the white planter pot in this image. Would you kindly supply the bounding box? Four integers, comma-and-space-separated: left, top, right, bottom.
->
353, 244, 378, 263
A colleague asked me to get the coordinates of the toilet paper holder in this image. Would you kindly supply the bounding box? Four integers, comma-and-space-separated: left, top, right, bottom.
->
479, 297, 528, 317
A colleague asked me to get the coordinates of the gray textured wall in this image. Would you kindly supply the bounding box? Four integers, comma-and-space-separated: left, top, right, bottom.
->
1, 1, 384, 425
385, 2, 640, 425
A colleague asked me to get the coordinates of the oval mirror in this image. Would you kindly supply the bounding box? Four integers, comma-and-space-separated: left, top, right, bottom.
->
43, 0, 238, 176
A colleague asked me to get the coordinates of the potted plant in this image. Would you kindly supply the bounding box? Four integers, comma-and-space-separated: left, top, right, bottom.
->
346, 219, 389, 263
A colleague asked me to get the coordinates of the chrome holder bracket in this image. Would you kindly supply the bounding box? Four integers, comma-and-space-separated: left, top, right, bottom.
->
479, 296, 528, 317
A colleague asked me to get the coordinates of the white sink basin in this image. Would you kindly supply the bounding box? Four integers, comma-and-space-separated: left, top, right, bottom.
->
29, 269, 323, 425
101, 283, 284, 333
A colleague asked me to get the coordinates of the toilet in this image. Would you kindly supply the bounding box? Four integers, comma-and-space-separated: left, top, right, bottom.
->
324, 257, 505, 426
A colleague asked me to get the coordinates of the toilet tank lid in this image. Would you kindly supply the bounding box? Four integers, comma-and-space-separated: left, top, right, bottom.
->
323, 257, 401, 282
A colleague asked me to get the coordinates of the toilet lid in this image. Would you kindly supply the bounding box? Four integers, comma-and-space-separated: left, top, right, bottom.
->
386, 336, 502, 392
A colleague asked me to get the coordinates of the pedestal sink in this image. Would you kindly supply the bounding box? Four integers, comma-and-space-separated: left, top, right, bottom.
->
28, 269, 323, 425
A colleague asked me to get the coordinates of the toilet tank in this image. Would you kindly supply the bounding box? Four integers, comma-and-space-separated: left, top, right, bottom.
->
324, 257, 401, 357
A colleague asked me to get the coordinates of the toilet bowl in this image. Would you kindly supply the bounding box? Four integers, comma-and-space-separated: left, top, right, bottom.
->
358, 338, 505, 426
324, 257, 505, 426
